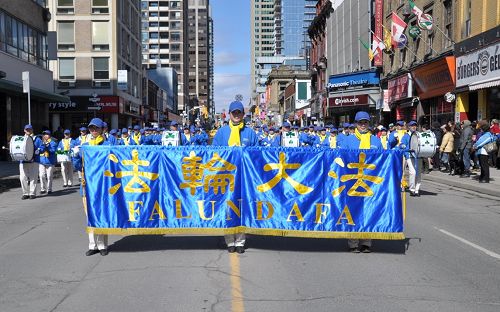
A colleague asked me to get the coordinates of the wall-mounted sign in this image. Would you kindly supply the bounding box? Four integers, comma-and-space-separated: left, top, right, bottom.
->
456, 43, 500, 88
387, 73, 413, 103
48, 95, 119, 113
117, 70, 128, 91
327, 70, 379, 91
328, 95, 369, 107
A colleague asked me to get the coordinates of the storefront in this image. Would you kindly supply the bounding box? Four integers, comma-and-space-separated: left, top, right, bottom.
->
387, 73, 417, 122
48, 94, 142, 134
455, 28, 500, 122
411, 55, 456, 126
326, 70, 380, 125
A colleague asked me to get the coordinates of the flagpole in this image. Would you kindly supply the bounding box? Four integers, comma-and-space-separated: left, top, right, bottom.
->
368, 28, 411, 68
378, 22, 427, 62
432, 23, 455, 45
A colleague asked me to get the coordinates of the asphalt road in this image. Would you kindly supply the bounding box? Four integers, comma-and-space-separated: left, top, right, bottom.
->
0, 176, 499, 312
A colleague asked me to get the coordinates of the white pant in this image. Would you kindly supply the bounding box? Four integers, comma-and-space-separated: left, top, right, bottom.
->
88, 233, 108, 250
19, 162, 39, 196
61, 161, 73, 186
78, 170, 82, 180
348, 239, 372, 248
225, 233, 246, 247
39, 164, 54, 192
407, 158, 422, 193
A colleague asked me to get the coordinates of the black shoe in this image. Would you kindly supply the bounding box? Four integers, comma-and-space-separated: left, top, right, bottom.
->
415, 192, 420, 197
409, 192, 416, 197
349, 247, 360, 253
99, 249, 109, 256
236, 246, 245, 254
47, 191, 52, 194
29, 195, 36, 199
460, 173, 470, 178
479, 179, 490, 183
85, 249, 99, 256
40, 190, 47, 194
22, 195, 29, 200
63, 184, 67, 188
360, 245, 372, 253
227, 246, 236, 253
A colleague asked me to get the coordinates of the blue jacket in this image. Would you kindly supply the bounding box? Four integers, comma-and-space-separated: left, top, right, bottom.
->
57, 138, 76, 152
212, 125, 259, 146
38, 139, 58, 165
261, 134, 281, 147
388, 131, 411, 158
473, 131, 496, 155
181, 133, 196, 146
338, 133, 383, 150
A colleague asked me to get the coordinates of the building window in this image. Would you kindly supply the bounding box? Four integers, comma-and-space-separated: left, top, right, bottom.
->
59, 58, 75, 80
57, 22, 75, 50
464, 0, 471, 38
443, 0, 453, 48
92, 0, 109, 14
57, 0, 74, 14
92, 21, 109, 50
93, 57, 109, 85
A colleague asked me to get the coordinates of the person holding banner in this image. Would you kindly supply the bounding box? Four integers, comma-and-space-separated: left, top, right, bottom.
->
19, 124, 43, 199
119, 128, 136, 146
338, 111, 382, 253
57, 129, 75, 187
83, 118, 111, 256
212, 100, 258, 254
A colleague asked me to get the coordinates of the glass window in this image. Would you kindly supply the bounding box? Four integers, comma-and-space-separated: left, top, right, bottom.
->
57, 22, 74, 50
59, 58, 75, 80
93, 57, 109, 80
92, 21, 109, 50
92, 0, 109, 14
57, 0, 74, 14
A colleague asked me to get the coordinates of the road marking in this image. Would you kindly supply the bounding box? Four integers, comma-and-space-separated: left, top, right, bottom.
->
229, 253, 244, 312
436, 227, 500, 260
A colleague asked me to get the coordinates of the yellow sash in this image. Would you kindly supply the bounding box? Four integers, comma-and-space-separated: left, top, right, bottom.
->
329, 136, 337, 148
354, 129, 371, 149
380, 135, 388, 150
63, 138, 71, 151
43, 138, 52, 157
89, 135, 105, 146
228, 121, 244, 146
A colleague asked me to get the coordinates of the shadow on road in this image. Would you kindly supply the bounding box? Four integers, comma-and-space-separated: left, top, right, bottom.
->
109, 234, 414, 254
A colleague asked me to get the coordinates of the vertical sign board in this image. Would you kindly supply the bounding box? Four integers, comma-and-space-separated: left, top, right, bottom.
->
117, 70, 128, 91
374, 0, 383, 66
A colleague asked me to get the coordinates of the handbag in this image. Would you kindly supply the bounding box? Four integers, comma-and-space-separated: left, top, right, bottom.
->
483, 136, 498, 154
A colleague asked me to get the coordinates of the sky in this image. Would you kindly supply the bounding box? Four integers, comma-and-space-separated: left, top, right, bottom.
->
212, 0, 250, 113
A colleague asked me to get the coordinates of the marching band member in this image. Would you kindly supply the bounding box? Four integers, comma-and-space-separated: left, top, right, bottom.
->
83, 118, 110, 256
181, 126, 195, 145
329, 127, 338, 148
379, 127, 389, 150
38, 130, 58, 195
406, 121, 422, 196
316, 126, 330, 147
212, 101, 258, 254
338, 111, 382, 253
19, 124, 42, 199
263, 126, 281, 147
57, 129, 75, 187
107, 129, 120, 145
119, 128, 136, 145
75, 127, 89, 182
132, 125, 142, 144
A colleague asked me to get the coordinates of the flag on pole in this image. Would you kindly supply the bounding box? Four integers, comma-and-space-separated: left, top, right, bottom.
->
371, 37, 382, 58
409, 0, 423, 18
391, 12, 407, 48
359, 38, 374, 61
383, 26, 392, 51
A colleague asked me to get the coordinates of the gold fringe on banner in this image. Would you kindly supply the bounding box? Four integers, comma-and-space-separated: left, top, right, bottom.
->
87, 226, 405, 240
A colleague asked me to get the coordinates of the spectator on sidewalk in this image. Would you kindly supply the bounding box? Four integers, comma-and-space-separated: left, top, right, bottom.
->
473, 120, 497, 183
459, 120, 474, 177
431, 122, 443, 171
440, 125, 454, 173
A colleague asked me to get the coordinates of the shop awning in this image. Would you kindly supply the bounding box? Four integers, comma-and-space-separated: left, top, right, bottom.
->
469, 78, 500, 91
0, 79, 70, 103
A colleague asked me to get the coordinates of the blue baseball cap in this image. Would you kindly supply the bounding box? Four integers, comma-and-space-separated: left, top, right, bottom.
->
88, 118, 105, 128
170, 120, 178, 127
282, 121, 291, 128
396, 120, 405, 126
331, 127, 338, 132
64, 129, 70, 134
79, 126, 87, 131
42, 130, 51, 135
139, 129, 145, 134
133, 125, 141, 130
355, 111, 370, 122
24, 124, 33, 130
380, 127, 387, 131
229, 101, 244, 113
343, 122, 350, 128
109, 129, 117, 135
122, 128, 128, 133
408, 120, 417, 126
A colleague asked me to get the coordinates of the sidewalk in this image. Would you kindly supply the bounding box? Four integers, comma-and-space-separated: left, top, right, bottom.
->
0, 161, 19, 179
422, 166, 500, 197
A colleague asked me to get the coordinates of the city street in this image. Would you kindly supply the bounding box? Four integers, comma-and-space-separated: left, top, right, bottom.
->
1, 172, 499, 312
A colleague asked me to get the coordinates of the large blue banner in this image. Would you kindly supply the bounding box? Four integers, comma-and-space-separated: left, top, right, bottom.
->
83, 146, 405, 239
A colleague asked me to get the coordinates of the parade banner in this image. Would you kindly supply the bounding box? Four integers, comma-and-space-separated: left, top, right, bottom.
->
83, 146, 405, 240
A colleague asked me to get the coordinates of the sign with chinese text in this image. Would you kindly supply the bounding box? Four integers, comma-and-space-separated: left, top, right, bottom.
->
387, 74, 413, 103
83, 146, 405, 239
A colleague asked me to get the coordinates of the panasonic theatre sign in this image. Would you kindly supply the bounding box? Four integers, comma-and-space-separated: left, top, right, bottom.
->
456, 43, 500, 88
327, 70, 379, 91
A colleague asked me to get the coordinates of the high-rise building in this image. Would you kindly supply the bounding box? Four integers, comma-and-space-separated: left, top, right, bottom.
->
141, 0, 189, 113
0, 0, 68, 160
251, 0, 275, 97
187, 0, 212, 119
47, 0, 143, 130
275, 0, 316, 57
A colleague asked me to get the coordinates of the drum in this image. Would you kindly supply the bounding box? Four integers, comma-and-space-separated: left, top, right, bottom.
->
9, 135, 35, 162
409, 131, 436, 158
281, 131, 299, 147
162, 131, 180, 146
57, 153, 72, 163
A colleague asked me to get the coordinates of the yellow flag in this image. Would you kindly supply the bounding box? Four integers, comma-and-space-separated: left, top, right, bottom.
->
383, 27, 392, 51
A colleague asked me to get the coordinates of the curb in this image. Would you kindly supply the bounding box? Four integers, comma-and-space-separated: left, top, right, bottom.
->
422, 174, 500, 198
